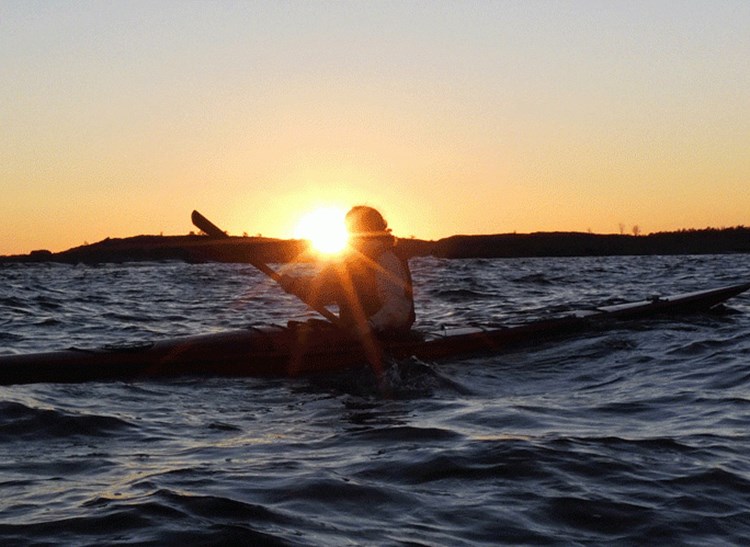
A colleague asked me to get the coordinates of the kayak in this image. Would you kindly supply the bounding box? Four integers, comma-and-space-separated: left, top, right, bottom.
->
0, 282, 748, 385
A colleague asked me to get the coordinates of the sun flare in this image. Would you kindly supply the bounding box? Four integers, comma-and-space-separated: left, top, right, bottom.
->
294, 207, 349, 255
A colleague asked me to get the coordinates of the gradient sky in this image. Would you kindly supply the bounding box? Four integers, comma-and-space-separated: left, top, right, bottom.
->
2, 0, 749, 255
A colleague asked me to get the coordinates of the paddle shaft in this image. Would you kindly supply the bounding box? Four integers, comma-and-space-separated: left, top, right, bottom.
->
191, 210, 342, 326
248, 259, 342, 326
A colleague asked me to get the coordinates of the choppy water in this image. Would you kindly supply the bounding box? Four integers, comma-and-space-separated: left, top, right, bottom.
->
1, 255, 750, 545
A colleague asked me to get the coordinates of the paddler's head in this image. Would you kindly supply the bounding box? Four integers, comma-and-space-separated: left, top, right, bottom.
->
345, 206, 395, 250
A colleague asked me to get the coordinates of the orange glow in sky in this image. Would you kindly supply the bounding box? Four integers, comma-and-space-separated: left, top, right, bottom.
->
1, 2, 749, 255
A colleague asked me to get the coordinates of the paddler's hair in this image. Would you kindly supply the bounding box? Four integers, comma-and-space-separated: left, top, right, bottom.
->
345, 206, 392, 238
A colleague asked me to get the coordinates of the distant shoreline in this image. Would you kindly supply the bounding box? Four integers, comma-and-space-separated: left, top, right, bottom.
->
2, 227, 749, 264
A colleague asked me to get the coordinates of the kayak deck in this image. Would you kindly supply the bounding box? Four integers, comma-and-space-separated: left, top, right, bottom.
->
0, 282, 748, 385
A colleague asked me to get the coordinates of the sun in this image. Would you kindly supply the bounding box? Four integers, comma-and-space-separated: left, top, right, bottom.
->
294, 207, 349, 255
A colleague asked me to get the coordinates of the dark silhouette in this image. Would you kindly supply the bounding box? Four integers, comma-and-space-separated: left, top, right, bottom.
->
279, 206, 415, 336
3, 226, 749, 264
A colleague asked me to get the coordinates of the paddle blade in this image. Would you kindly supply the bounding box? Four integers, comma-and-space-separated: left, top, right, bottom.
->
191, 210, 229, 239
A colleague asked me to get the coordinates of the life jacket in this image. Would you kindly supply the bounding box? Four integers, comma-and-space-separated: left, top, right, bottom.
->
335, 243, 415, 332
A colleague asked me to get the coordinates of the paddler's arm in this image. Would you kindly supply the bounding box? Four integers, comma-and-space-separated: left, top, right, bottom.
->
278, 269, 339, 307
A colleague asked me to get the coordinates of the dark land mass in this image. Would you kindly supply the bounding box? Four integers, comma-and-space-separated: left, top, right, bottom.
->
2, 227, 750, 264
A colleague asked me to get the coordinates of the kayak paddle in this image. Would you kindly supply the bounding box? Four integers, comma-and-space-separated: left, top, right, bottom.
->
190, 210, 342, 327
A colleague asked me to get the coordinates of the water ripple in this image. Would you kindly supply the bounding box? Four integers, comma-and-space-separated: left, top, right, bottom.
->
1, 257, 750, 544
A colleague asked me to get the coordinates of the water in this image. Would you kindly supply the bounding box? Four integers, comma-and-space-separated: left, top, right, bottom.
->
1, 255, 750, 545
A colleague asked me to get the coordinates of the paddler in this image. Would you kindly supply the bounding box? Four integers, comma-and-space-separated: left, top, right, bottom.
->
279, 206, 415, 337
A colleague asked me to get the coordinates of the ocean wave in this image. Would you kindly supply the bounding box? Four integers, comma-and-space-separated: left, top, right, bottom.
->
431, 288, 495, 301
1, 489, 295, 546
2, 257, 750, 545
0, 402, 135, 440
512, 272, 555, 285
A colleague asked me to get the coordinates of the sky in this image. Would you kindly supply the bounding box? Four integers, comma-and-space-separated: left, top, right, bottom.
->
2, 0, 749, 255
